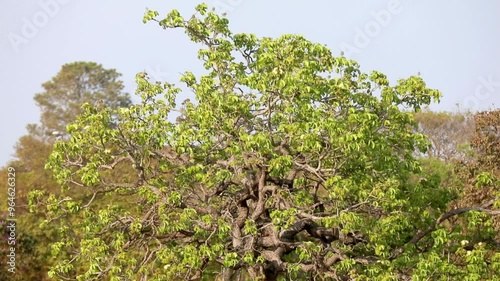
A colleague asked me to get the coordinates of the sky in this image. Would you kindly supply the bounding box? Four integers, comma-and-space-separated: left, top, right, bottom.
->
0, 0, 499, 167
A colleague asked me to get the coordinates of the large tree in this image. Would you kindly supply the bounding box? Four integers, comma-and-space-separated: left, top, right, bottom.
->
33, 5, 500, 280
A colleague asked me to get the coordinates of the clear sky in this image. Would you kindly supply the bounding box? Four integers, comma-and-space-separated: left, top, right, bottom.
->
1, 0, 499, 167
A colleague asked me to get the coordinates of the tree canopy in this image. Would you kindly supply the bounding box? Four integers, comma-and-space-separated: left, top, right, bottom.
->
34, 61, 131, 136
30, 5, 500, 281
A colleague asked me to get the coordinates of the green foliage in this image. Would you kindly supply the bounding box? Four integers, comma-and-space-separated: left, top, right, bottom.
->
28, 4, 499, 280
0, 61, 133, 280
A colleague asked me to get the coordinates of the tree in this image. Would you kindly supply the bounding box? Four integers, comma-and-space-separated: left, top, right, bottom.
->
414, 109, 474, 161
0, 62, 132, 280
470, 110, 500, 171
12, 61, 132, 194
0, 212, 42, 280
451, 109, 500, 245
413, 109, 475, 202
34, 61, 131, 136
33, 5, 500, 280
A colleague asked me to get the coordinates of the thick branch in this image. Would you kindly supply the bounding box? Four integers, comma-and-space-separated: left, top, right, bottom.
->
250, 169, 268, 220
279, 219, 339, 244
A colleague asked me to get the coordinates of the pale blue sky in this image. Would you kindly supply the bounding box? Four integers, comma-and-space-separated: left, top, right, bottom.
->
1, 0, 499, 166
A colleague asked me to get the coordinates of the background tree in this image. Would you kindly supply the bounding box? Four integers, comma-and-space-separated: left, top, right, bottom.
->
451, 109, 500, 246
470, 109, 500, 172
10, 61, 132, 200
0, 61, 132, 280
414, 108, 474, 161
413, 109, 500, 270
0, 210, 45, 280
413, 109, 475, 200
11, 61, 132, 196
34, 61, 131, 136
32, 5, 500, 281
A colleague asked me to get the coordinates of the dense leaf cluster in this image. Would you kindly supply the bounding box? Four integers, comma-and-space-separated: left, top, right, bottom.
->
20, 4, 500, 281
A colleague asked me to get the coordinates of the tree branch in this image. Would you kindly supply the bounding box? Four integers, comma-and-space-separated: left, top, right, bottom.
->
391, 199, 500, 259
